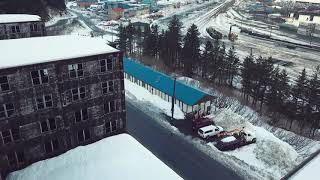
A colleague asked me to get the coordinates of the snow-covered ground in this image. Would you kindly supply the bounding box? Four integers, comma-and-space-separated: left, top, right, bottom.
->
124, 72, 320, 180
6, 134, 182, 180
125, 79, 185, 119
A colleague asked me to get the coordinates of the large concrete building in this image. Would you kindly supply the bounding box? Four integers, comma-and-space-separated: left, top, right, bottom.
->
0, 35, 126, 178
0, 14, 46, 40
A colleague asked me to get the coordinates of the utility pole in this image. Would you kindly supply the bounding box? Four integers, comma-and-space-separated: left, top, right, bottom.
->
171, 77, 177, 120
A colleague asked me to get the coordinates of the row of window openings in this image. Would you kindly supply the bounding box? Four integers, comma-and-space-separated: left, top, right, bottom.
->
9, 24, 40, 34
0, 128, 20, 145
106, 119, 123, 134
0, 95, 52, 119
1, 95, 118, 122
0, 59, 116, 92
5, 138, 59, 168
4, 120, 123, 167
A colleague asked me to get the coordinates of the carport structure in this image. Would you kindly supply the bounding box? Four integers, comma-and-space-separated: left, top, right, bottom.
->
124, 58, 215, 116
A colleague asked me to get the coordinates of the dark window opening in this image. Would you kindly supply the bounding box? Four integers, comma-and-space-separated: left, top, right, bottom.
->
0, 76, 10, 91
68, 64, 84, 78
31, 69, 48, 85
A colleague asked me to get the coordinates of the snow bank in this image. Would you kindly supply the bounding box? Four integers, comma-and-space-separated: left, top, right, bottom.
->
125, 79, 185, 119
7, 134, 182, 180
213, 108, 299, 178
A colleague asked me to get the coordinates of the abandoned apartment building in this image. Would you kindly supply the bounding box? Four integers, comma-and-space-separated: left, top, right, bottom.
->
0, 35, 126, 178
0, 14, 46, 40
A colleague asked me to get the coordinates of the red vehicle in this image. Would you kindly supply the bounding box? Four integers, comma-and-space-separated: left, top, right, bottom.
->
192, 117, 214, 131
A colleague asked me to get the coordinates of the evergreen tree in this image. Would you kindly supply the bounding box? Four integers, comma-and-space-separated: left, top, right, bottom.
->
291, 68, 308, 129
150, 24, 159, 57
201, 41, 214, 79
306, 66, 320, 136
118, 25, 127, 54
209, 38, 220, 82
225, 45, 239, 87
241, 52, 254, 102
126, 23, 136, 54
142, 25, 152, 56
167, 15, 183, 68
135, 26, 143, 57
182, 24, 201, 77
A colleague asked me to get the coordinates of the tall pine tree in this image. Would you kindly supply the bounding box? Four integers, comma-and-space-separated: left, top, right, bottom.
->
182, 24, 201, 77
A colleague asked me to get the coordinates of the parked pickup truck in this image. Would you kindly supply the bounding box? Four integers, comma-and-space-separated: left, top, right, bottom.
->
215, 130, 256, 151
192, 117, 214, 131
198, 125, 224, 139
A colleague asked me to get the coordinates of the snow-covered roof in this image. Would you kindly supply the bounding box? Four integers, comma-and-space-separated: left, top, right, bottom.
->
7, 134, 182, 180
0, 35, 119, 70
199, 125, 216, 132
288, 150, 320, 180
0, 14, 41, 24
221, 136, 237, 143
295, 0, 320, 4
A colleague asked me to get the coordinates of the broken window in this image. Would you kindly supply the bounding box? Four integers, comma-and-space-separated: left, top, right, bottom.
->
31, 69, 49, 85
75, 108, 88, 122
36, 94, 53, 110
0, 103, 14, 118
68, 63, 84, 78
44, 139, 60, 154
105, 121, 111, 134
1, 128, 19, 144
30, 24, 38, 32
111, 120, 117, 132
102, 81, 115, 94
104, 100, 116, 113
7, 151, 26, 166
40, 118, 57, 133
2, 130, 12, 144
77, 129, 90, 143
11, 26, 20, 33
0, 76, 10, 91
100, 57, 114, 72
71, 87, 86, 101
7, 152, 17, 167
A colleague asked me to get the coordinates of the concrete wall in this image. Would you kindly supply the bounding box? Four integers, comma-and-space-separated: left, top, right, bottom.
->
0, 52, 126, 177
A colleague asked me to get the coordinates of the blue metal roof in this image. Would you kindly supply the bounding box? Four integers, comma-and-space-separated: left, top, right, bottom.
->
124, 58, 212, 106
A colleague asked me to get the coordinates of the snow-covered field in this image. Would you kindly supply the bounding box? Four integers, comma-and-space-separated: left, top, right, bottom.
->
6, 134, 182, 180
125, 73, 320, 180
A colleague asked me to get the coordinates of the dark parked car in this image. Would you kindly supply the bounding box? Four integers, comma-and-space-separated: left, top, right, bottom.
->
192, 117, 214, 131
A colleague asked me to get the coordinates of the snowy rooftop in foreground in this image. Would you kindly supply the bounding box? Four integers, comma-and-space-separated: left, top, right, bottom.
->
7, 134, 182, 180
0, 14, 41, 24
0, 35, 119, 70
289, 151, 320, 180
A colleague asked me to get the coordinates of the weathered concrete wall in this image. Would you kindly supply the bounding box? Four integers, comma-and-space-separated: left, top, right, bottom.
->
0, 52, 126, 177
0, 21, 45, 40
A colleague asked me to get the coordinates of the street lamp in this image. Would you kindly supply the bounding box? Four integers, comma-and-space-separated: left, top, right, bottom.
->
171, 77, 177, 121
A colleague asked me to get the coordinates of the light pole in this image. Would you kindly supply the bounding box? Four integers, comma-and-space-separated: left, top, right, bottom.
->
171, 77, 177, 121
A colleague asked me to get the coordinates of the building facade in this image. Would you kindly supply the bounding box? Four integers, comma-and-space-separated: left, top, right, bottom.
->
0, 36, 126, 178
0, 14, 46, 40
